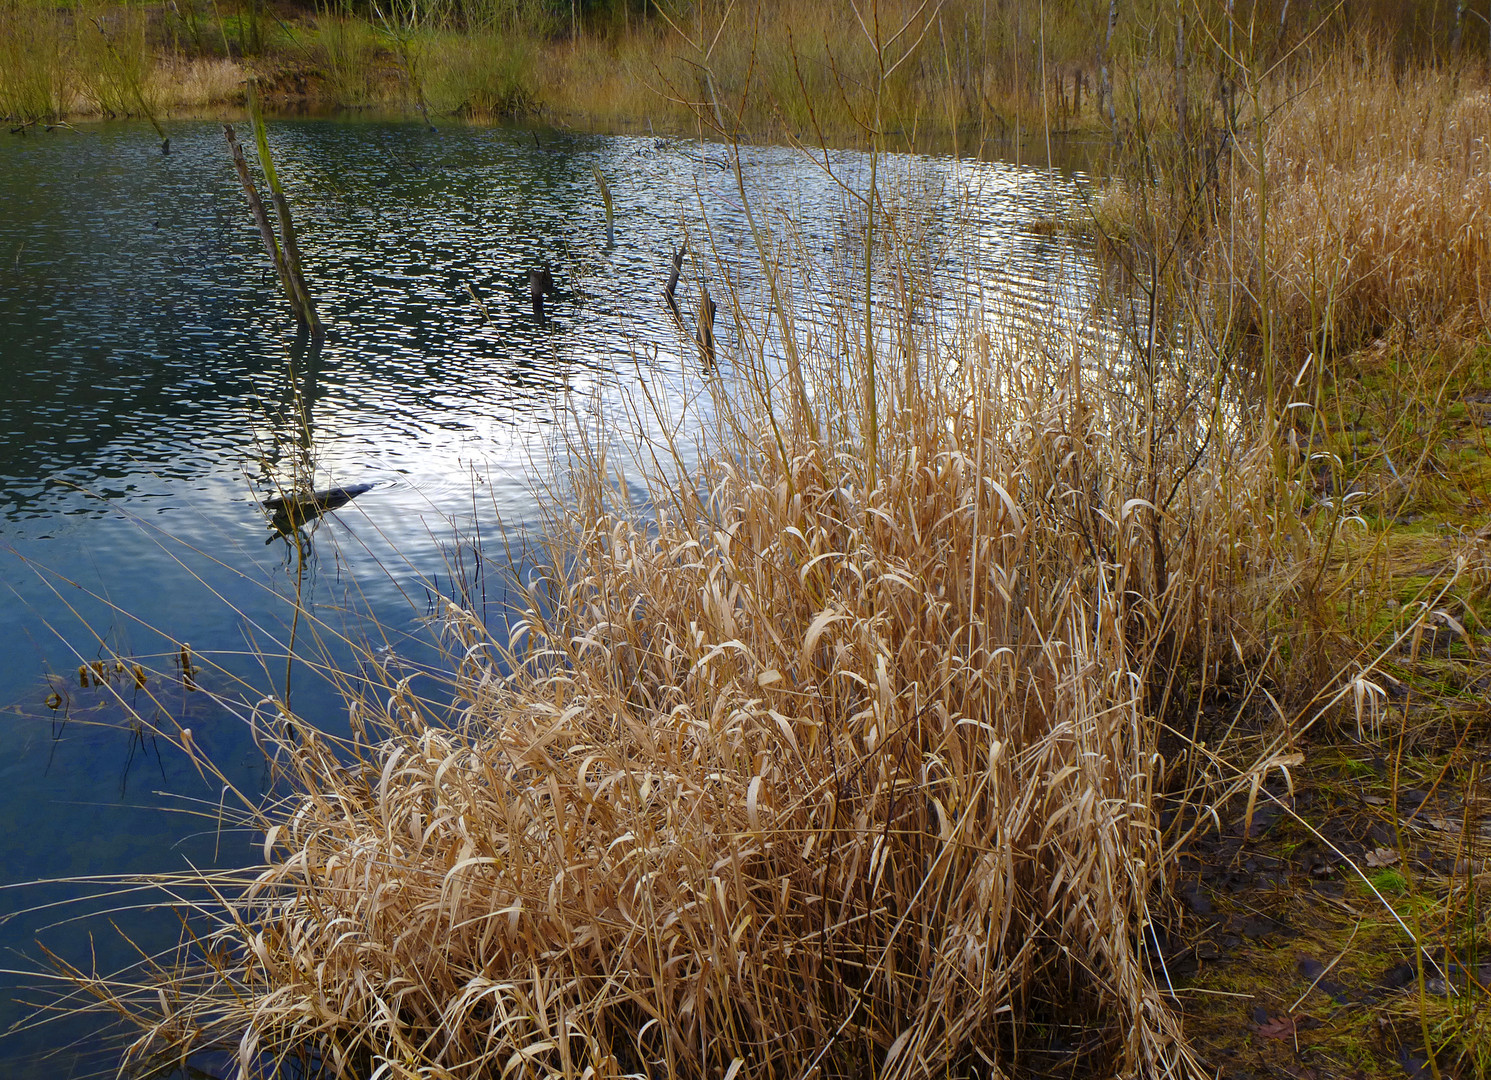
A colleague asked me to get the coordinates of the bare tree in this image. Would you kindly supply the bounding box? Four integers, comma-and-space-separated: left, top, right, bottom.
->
1100, 0, 1118, 127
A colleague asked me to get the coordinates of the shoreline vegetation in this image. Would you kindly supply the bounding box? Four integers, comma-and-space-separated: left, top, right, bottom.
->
3, 0, 1483, 142
8, 1, 1491, 1078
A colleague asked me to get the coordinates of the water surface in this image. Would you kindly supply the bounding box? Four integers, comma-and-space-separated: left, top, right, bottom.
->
0, 118, 1093, 1076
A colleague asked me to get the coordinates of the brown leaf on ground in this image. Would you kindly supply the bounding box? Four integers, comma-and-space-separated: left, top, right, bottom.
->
1255, 1014, 1298, 1039
1364, 847, 1402, 868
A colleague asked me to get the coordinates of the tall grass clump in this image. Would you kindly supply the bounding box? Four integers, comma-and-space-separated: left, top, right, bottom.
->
1100, 39, 1491, 371
1231, 49, 1491, 358
146, 54, 244, 110
56, 152, 1311, 1077
315, 11, 384, 108
0, 0, 76, 122
423, 30, 534, 117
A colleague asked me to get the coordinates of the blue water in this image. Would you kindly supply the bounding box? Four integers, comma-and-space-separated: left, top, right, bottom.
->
0, 118, 1092, 1076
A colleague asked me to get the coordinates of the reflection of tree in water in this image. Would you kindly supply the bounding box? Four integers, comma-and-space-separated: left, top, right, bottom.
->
254, 334, 317, 518
254, 330, 328, 711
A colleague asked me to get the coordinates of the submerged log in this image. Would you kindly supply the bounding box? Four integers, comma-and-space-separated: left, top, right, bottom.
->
262, 483, 374, 538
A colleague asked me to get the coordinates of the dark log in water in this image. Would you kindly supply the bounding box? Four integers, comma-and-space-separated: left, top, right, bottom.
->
262, 483, 375, 538
663, 242, 686, 330
530, 266, 554, 324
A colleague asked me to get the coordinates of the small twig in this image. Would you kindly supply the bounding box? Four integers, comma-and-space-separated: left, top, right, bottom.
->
465, 282, 489, 322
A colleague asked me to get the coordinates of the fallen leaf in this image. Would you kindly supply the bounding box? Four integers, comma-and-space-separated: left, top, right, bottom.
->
1256, 1014, 1297, 1039
1364, 847, 1401, 868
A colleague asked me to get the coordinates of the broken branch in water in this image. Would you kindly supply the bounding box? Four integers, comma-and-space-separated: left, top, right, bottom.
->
223, 84, 321, 336
591, 164, 614, 247
224, 123, 294, 310
663, 242, 686, 330
262, 483, 374, 541
696, 283, 716, 368
248, 83, 320, 337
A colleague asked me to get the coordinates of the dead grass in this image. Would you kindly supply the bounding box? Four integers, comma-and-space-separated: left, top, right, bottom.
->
1235, 50, 1491, 359
52, 163, 1313, 1076
147, 55, 244, 109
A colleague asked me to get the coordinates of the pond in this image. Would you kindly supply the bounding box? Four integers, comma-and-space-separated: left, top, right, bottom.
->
0, 118, 1096, 1077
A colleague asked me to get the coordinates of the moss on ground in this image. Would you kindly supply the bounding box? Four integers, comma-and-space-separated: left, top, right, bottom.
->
1169, 335, 1491, 1079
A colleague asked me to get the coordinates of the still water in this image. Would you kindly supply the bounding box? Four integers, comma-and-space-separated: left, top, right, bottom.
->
0, 118, 1093, 1076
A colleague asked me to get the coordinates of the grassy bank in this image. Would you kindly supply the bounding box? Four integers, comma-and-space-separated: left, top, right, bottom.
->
1083, 32, 1491, 1079
6, 0, 1488, 139
18, 5, 1491, 1080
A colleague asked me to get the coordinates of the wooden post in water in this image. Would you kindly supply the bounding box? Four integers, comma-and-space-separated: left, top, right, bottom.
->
591, 165, 615, 247
530, 266, 554, 324
695, 284, 716, 368
248, 83, 320, 337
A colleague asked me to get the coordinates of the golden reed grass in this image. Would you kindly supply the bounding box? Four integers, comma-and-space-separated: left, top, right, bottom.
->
1227, 51, 1491, 357
59, 176, 1305, 1076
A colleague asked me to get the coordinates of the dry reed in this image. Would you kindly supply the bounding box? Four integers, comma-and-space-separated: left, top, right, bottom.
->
148, 56, 248, 110
1231, 50, 1491, 356
60, 163, 1310, 1077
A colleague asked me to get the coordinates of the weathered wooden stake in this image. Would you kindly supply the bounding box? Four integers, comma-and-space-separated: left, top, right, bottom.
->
591, 165, 615, 247
695, 283, 716, 368
530, 266, 554, 324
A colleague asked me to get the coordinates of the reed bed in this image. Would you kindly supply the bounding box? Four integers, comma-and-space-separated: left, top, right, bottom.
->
147, 55, 248, 109
12, 10, 1491, 1079
6, 0, 1483, 142
57, 160, 1312, 1076
1225, 50, 1491, 358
